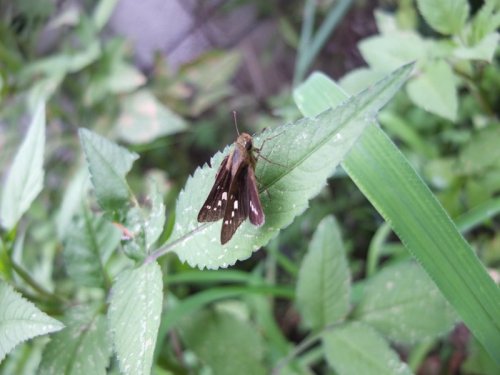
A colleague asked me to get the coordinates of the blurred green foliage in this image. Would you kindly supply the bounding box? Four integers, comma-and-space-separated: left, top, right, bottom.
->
1, 0, 500, 374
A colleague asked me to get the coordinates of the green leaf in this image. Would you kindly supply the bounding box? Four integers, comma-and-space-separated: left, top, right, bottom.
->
79, 128, 138, 211
416, 0, 470, 35
84, 63, 145, 106
354, 262, 456, 344
66, 41, 101, 73
1, 102, 45, 230
106, 63, 146, 94
358, 32, 426, 73
115, 90, 187, 145
424, 158, 456, 189
162, 285, 294, 333
39, 309, 111, 375
93, 0, 119, 30
374, 9, 399, 34
296, 216, 350, 330
406, 60, 458, 121
55, 166, 90, 239
20, 47, 93, 82
63, 210, 120, 287
293, 72, 348, 108
454, 32, 500, 62
120, 207, 147, 259
462, 335, 500, 375
295, 67, 500, 363
339, 68, 385, 95
108, 262, 163, 375
178, 309, 266, 375
0, 336, 46, 375
468, 1, 500, 44
27, 74, 64, 112
167, 63, 413, 269
0, 280, 64, 363
322, 322, 412, 375
458, 125, 500, 175
144, 180, 165, 251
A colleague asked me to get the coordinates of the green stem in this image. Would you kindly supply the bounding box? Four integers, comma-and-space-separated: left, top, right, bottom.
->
10, 261, 66, 304
294, 0, 317, 85
266, 238, 299, 277
294, 0, 353, 85
272, 322, 341, 374
455, 197, 500, 233
145, 223, 210, 264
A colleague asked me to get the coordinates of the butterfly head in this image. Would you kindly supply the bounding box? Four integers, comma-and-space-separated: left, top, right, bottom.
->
237, 133, 253, 151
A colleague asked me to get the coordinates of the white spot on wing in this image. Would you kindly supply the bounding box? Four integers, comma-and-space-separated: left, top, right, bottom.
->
234, 201, 238, 209
217, 200, 222, 206
231, 211, 234, 218
222, 192, 227, 200
250, 201, 258, 215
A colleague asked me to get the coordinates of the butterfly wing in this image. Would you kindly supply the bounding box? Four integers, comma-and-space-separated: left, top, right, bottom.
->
221, 166, 249, 244
246, 166, 265, 226
197, 156, 231, 222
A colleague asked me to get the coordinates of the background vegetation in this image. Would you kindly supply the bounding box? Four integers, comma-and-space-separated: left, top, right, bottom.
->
1, 0, 500, 374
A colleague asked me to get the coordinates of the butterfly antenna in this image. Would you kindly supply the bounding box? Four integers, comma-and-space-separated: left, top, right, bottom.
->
232, 110, 240, 136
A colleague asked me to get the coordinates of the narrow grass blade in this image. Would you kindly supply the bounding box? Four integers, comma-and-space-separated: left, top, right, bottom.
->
294, 69, 500, 363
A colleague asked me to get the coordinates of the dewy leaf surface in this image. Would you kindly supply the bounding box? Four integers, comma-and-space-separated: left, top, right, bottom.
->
354, 261, 456, 345
108, 262, 163, 375
296, 216, 351, 330
169, 63, 413, 269
38, 309, 111, 375
323, 322, 412, 375
0, 280, 64, 363
0, 101, 45, 230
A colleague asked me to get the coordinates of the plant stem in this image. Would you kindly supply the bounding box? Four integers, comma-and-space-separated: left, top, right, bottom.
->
272, 330, 323, 374
145, 223, 210, 264
294, 0, 353, 85
10, 260, 66, 304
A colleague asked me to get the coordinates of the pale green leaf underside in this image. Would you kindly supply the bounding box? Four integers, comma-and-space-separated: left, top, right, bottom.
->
359, 33, 426, 74
1, 101, 45, 230
79, 128, 138, 211
354, 262, 456, 345
170, 63, 413, 269
323, 322, 412, 375
39, 310, 111, 375
406, 60, 458, 121
108, 262, 163, 375
453, 32, 500, 62
416, 0, 469, 35
115, 90, 187, 145
0, 281, 64, 363
296, 216, 351, 330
